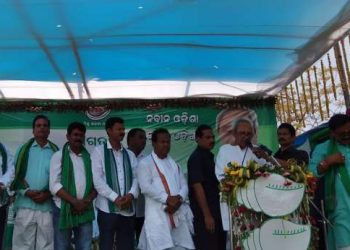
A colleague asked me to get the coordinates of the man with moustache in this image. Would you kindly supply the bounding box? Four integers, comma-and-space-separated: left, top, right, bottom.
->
137, 128, 195, 250
274, 123, 309, 167
187, 125, 225, 250
50, 122, 97, 250
310, 114, 350, 250
92, 117, 139, 250
127, 128, 147, 242
127, 128, 147, 161
11, 115, 59, 250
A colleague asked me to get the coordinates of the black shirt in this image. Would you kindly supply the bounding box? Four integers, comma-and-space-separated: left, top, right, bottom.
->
187, 146, 220, 219
274, 146, 309, 165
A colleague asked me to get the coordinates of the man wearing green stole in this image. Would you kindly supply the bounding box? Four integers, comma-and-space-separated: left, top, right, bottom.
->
92, 117, 139, 250
11, 115, 58, 250
310, 114, 350, 250
50, 122, 97, 250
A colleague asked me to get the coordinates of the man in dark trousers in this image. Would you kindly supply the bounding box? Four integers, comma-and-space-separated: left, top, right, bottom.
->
127, 128, 146, 242
187, 125, 225, 250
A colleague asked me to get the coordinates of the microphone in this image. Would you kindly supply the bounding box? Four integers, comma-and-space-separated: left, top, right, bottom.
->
241, 139, 253, 165
257, 144, 273, 156
246, 139, 253, 148
255, 144, 281, 167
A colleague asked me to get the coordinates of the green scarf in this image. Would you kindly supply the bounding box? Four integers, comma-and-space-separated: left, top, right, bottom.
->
59, 143, 95, 230
0, 143, 7, 176
11, 138, 59, 191
104, 143, 133, 213
324, 139, 350, 213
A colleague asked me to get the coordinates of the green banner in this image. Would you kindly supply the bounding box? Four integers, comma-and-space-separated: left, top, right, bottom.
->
0, 104, 278, 170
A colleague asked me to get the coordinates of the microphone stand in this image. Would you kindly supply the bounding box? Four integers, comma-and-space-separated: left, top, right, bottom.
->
268, 155, 281, 167
321, 200, 329, 250
241, 146, 249, 166
228, 196, 234, 250
308, 198, 332, 250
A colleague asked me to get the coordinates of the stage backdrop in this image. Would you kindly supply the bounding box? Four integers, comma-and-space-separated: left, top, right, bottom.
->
0, 104, 278, 171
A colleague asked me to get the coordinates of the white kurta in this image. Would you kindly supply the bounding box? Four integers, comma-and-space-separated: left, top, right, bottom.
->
137, 152, 194, 250
215, 144, 267, 181
49, 149, 87, 208
91, 142, 139, 216
215, 144, 267, 230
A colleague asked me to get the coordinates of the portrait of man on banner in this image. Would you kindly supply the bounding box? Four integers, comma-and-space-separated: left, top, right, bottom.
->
216, 108, 259, 146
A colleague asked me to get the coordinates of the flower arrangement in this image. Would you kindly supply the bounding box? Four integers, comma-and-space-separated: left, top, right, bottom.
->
220, 160, 318, 250
220, 160, 317, 202
220, 160, 270, 202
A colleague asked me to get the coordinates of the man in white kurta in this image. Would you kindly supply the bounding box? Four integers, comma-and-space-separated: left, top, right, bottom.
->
137, 128, 194, 250
215, 119, 270, 230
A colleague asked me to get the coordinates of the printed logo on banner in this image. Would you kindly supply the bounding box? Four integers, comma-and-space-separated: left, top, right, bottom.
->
85, 107, 110, 121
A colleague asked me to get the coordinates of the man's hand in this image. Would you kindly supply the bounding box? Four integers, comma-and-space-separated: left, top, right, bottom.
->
121, 193, 133, 210
26, 190, 51, 204
25, 190, 41, 201
166, 195, 183, 214
252, 147, 269, 160
82, 189, 97, 206
114, 194, 134, 210
31, 191, 51, 204
275, 159, 289, 169
317, 153, 346, 175
71, 199, 89, 214
204, 215, 215, 233
114, 196, 123, 208
326, 153, 345, 166
191, 182, 216, 233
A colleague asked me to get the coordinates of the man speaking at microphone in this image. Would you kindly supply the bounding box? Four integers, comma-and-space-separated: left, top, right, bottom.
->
215, 118, 274, 231
215, 119, 272, 182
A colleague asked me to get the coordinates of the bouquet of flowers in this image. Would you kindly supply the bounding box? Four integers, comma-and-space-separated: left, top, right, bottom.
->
219, 160, 318, 250
220, 160, 317, 203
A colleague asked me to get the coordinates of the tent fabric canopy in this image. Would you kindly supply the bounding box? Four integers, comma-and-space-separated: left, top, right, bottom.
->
1, 0, 350, 100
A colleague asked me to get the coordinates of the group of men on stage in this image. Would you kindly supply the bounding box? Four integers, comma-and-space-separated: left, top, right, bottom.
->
0, 112, 349, 250
0, 115, 195, 250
